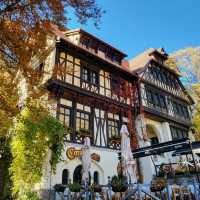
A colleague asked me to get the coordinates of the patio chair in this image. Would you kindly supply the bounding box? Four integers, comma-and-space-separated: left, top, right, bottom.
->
180, 187, 192, 200
172, 186, 181, 200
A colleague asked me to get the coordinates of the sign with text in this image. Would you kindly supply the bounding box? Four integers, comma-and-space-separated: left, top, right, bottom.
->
66, 147, 100, 162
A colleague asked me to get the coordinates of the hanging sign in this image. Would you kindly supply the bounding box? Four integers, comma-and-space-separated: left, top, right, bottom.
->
66, 147, 100, 162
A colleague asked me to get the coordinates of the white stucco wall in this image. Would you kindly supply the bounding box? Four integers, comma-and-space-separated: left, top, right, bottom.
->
139, 118, 174, 184
40, 143, 119, 190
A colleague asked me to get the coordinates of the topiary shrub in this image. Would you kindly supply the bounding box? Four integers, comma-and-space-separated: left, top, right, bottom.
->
68, 183, 81, 192
53, 184, 66, 193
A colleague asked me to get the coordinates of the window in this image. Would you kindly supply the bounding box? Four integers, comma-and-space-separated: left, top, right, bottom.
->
159, 96, 167, 111
76, 104, 91, 132
73, 165, 91, 184
91, 71, 99, 85
58, 105, 71, 127
172, 101, 189, 120
108, 113, 120, 138
150, 137, 159, 145
58, 51, 81, 86
81, 67, 99, 86
170, 126, 188, 140
62, 169, 69, 185
82, 67, 89, 82
73, 165, 83, 184
111, 75, 120, 94
76, 111, 90, 131
145, 87, 167, 112
93, 171, 99, 184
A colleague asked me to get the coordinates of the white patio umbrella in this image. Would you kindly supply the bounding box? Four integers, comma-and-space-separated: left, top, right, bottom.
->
120, 125, 137, 184
81, 137, 91, 183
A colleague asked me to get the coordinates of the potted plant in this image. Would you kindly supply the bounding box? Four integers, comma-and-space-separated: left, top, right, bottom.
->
53, 184, 66, 193
111, 175, 128, 193
90, 183, 102, 193
150, 176, 167, 192
68, 182, 81, 192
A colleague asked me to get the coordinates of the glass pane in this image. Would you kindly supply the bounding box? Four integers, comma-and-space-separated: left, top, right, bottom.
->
66, 61, 73, 74
106, 89, 111, 97
76, 122, 80, 130
84, 106, 91, 112
60, 107, 65, 114
74, 65, 80, 77
81, 113, 85, 118
59, 114, 64, 122
74, 77, 80, 87
105, 78, 110, 89
65, 109, 70, 115
66, 74, 73, 84
80, 119, 85, 129
77, 103, 83, 110
85, 114, 89, 120
85, 121, 89, 130
76, 112, 80, 117
114, 114, 119, 120
75, 58, 80, 65
100, 87, 104, 95
67, 54, 73, 62
60, 52, 65, 58
65, 116, 70, 126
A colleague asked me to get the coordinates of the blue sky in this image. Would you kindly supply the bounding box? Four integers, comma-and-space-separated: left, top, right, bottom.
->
67, 0, 200, 59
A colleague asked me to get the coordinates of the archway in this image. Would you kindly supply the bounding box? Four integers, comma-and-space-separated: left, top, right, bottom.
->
62, 169, 69, 185
146, 124, 159, 145
73, 165, 91, 184
93, 171, 99, 184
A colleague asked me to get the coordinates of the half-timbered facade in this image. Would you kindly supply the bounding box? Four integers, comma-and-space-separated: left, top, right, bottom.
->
39, 26, 139, 190
129, 48, 194, 183
36, 26, 194, 191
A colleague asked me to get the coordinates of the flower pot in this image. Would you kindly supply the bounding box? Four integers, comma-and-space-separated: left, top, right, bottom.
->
54, 184, 66, 193
150, 183, 165, 192
111, 185, 128, 193
92, 185, 102, 193
68, 183, 81, 192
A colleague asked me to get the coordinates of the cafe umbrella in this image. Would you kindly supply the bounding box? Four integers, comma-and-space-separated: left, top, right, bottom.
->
120, 124, 137, 184
81, 137, 91, 182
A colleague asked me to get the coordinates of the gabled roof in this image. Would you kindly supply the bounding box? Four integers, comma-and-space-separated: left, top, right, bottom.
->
50, 24, 136, 79
64, 28, 127, 58
129, 48, 178, 76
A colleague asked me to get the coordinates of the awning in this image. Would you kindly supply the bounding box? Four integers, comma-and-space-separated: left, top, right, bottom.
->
172, 141, 200, 156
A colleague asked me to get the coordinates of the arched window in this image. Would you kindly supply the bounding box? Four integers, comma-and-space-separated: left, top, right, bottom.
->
62, 169, 68, 185
93, 171, 99, 184
73, 165, 91, 184
73, 165, 82, 184
146, 125, 159, 145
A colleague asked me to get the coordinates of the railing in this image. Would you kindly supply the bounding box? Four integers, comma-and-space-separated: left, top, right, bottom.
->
155, 162, 200, 178
65, 134, 121, 150
46, 181, 199, 200
143, 102, 191, 126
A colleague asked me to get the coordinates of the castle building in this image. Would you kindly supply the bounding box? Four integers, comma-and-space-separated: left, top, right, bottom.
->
129, 48, 194, 183
28, 26, 194, 191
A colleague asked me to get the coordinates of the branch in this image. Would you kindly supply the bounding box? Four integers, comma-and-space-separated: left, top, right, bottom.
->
0, 0, 22, 16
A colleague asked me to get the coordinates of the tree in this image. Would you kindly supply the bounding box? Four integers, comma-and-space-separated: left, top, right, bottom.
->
0, 1, 104, 198
0, 0, 104, 135
169, 47, 200, 140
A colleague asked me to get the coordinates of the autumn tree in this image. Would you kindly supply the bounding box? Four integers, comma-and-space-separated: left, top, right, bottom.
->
168, 47, 200, 140
0, 0, 104, 135
0, 1, 104, 198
